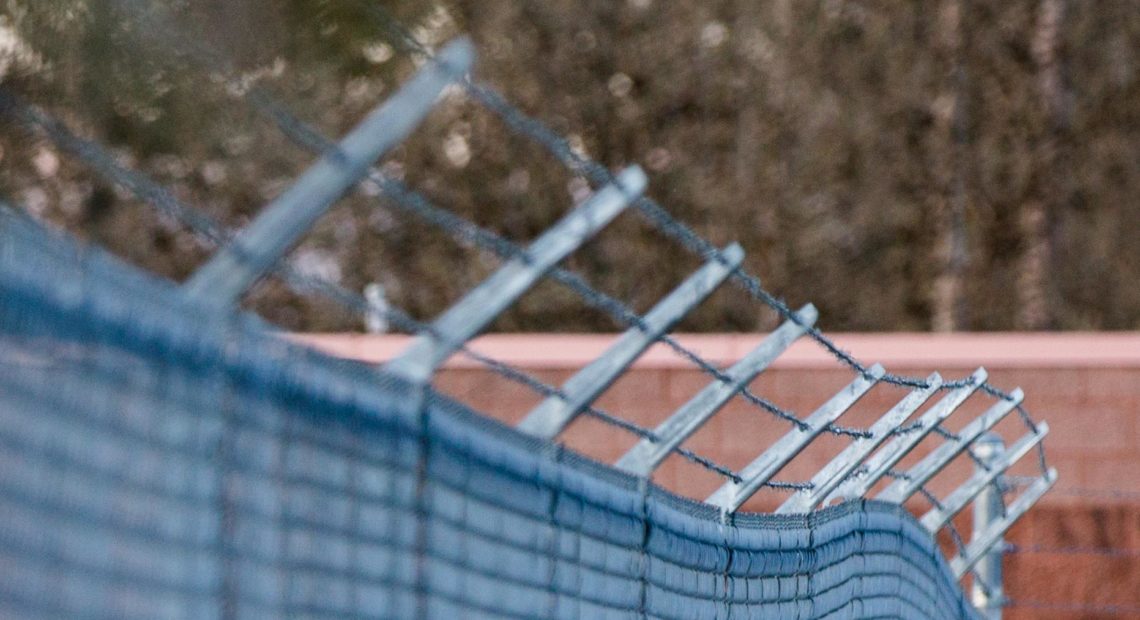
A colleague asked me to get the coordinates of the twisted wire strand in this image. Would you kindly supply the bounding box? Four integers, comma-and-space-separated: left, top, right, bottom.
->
245, 90, 826, 439
27, 0, 1053, 502
125, 0, 1049, 507
111, 0, 949, 454
354, 1, 1051, 478
0, 90, 774, 488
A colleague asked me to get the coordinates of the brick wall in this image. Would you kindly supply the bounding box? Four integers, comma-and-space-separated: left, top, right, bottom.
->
298, 332, 1140, 618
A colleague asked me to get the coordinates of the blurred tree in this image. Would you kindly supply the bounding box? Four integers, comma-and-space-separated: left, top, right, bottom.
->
1, 0, 1138, 333
1019, 0, 1068, 330
929, 0, 969, 332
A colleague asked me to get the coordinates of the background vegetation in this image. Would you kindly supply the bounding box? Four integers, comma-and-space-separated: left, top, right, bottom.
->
1, 0, 1137, 333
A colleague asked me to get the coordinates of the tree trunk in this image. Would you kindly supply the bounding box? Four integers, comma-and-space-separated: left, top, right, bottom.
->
1019, 0, 1067, 330
929, 0, 968, 332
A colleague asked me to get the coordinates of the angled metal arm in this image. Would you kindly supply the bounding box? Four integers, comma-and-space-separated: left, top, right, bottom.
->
613, 304, 819, 477
516, 243, 745, 439
183, 38, 475, 308
776, 373, 943, 514
876, 388, 1024, 504
384, 166, 647, 384
920, 423, 1049, 532
822, 368, 987, 504
950, 469, 1058, 579
707, 364, 885, 512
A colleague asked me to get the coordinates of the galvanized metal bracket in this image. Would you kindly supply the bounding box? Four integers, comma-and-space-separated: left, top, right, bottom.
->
707, 364, 885, 512
384, 166, 647, 385
183, 38, 475, 308
822, 368, 988, 505
950, 468, 1058, 579
776, 372, 943, 514
613, 304, 819, 477
516, 243, 745, 439
921, 424, 1050, 532
877, 388, 1024, 504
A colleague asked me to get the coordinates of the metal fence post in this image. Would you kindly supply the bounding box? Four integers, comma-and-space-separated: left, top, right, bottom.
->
971, 432, 1007, 619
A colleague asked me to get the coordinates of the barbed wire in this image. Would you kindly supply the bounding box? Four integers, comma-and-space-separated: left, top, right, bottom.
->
245, 89, 858, 443
352, 0, 1051, 479
0, 90, 776, 489
3, 7, 1130, 618
97, 0, 1030, 488
97, 1, 885, 447
13, 0, 1054, 510
94, 0, 872, 459
134, 5, 1053, 528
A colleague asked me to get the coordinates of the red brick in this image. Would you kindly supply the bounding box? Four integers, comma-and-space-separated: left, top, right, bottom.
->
1065, 456, 1140, 495
1042, 400, 1134, 452
580, 369, 663, 430
756, 367, 855, 404
986, 368, 1086, 400
558, 413, 640, 463
307, 333, 1140, 615
1083, 368, 1140, 400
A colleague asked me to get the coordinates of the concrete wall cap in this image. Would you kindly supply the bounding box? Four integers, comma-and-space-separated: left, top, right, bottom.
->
291, 332, 1140, 370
